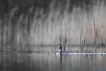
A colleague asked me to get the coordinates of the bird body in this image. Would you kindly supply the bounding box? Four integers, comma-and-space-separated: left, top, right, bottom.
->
58, 44, 62, 49
55, 44, 62, 53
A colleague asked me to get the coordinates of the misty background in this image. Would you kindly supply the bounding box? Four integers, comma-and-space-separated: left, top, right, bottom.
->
0, 0, 106, 52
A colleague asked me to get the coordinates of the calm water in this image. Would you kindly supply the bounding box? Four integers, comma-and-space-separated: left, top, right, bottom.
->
0, 53, 106, 71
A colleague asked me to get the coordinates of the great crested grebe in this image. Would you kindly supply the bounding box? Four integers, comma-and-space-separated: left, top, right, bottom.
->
55, 44, 62, 53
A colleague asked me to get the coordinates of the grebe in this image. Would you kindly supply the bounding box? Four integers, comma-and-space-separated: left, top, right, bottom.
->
55, 44, 62, 53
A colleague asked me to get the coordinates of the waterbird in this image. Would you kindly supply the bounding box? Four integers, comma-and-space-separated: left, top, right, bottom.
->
55, 44, 62, 53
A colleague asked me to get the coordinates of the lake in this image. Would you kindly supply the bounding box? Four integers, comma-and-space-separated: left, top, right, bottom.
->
0, 52, 106, 71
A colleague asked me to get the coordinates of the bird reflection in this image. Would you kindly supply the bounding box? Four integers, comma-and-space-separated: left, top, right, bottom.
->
60, 54, 62, 71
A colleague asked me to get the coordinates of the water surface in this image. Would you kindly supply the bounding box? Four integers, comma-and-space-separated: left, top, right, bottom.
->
0, 53, 106, 71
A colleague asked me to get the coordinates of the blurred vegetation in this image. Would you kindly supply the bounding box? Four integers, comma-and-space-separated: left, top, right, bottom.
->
0, 0, 51, 16
0, 0, 102, 16
0, 0, 106, 52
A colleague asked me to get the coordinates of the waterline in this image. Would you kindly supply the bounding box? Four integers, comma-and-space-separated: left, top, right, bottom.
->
56, 52, 106, 55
